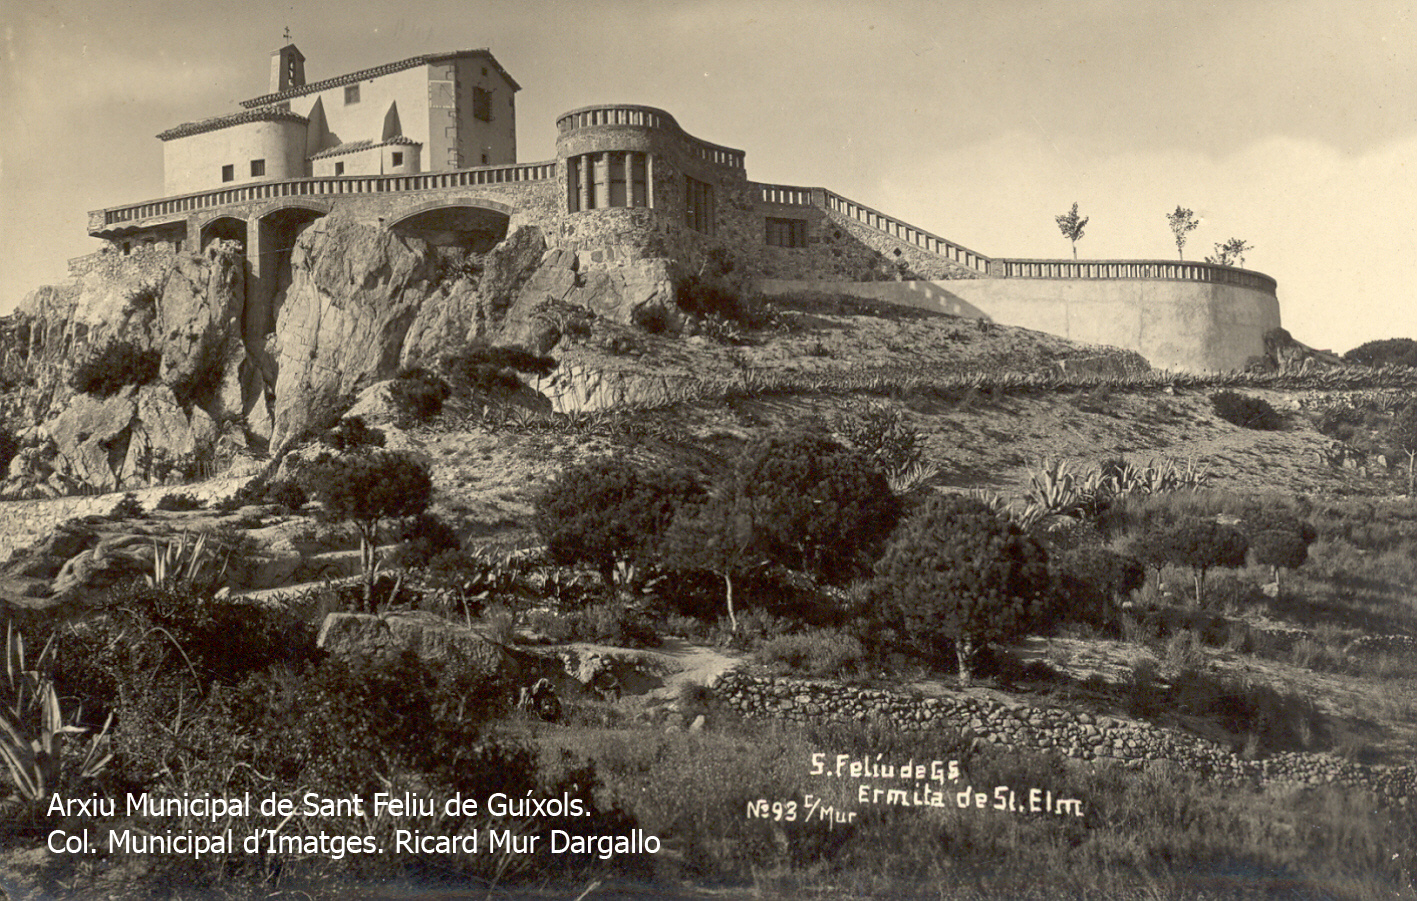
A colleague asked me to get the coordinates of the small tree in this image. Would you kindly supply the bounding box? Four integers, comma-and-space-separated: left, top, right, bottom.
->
659, 432, 900, 630
534, 459, 704, 590
1145, 519, 1248, 607
1054, 547, 1145, 629
1250, 524, 1315, 598
1206, 237, 1252, 267
1166, 206, 1200, 261
661, 493, 762, 631
303, 450, 434, 611
721, 432, 900, 586
874, 496, 1053, 685
1055, 202, 1089, 259
1384, 404, 1417, 494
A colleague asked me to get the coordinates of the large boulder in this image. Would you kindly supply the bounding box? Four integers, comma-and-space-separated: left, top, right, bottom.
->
270, 215, 440, 449
43, 388, 138, 491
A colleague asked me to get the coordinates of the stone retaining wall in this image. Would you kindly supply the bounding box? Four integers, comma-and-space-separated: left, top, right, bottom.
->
710, 671, 1415, 805
0, 478, 248, 563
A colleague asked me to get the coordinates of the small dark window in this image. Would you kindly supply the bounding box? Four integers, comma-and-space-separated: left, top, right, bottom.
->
685, 176, 714, 234
250, 159, 265, 177
766, 217, 807, 248
481, 66, 488, 76
473, 86, 492, 121
481, 152, 489, 165
344, 84, 360, 104
334, 161, 345, 175
391, 151, 403, 166
221, 164, 234, 183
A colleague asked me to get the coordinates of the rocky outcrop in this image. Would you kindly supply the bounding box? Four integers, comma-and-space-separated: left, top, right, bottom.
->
317, 610, 514, 674
157, 243, 248, 417
22, 384, 220, 495
269, 216, 442, 448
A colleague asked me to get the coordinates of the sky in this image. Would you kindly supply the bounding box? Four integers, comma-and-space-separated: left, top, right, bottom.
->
2, 0, 1414, 354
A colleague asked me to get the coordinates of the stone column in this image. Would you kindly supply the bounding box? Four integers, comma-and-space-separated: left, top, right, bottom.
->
245, 214, 275, 340
578, 154, 593, 210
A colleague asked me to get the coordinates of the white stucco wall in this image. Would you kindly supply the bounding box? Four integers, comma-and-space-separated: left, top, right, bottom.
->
758, 277, 1282, 372
162, 120, 308, 196
288, 66, 432, 161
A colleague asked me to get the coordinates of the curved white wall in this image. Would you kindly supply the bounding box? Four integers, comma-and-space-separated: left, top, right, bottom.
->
758, 277, 1282, 372
163, 120, 308, 196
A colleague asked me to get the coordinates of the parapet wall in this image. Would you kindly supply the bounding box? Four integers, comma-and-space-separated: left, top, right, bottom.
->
759, 273, 1282, 372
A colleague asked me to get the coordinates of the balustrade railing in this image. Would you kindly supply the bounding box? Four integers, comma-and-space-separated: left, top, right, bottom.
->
752, 183, 815, 207
92, 161, 558, 228
822, 190, 991, 273
556, 103, 746, 169
993, 258, 1277, 294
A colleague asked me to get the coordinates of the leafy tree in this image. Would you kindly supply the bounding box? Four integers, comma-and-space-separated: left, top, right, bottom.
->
534, 458, 704, 590
1055, 202, 1089, 259
303, 450, 434, 610
1342, 338, 1417, 368
1384, 404, 1417, 494
874, 495, 1053, 685
719, 432, 900, 586
661, 493, 760, 630
1054, 547, 1145, 629
1250, 523, 1315, 598
1136, 519, 1248, 607
1166, 206, 1200, 261
1206, 237, 1253, 267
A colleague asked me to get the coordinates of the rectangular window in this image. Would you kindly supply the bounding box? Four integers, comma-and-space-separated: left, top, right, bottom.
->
391, 152, 403, 166
766, 217, 807, 248
221, 164, 234, 183
344, 84, 360, 104
334, 161, 345, 176
473, 86, 492, 121
250, 159, 265, 177
685, 176, 714, 233
630, 153, 648, 207
608, 153, 627, 207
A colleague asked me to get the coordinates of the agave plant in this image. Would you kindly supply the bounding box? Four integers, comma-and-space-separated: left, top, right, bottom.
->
0, 624, 112, 803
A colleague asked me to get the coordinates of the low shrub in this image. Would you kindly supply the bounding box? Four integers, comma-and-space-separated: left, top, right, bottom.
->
215, 476, 307, 512
395, 512, 462, 568
0, 424, 18, 476
447, 344, 557, 396
389, 366, 451, 422
319, 415, 386, 453
107, 493, 144, 520
755, 628, 867, 678
524, 602, 660, 648
69, 341, 161, 397
154, 491, 203, 512
1210, 390, 1284, 430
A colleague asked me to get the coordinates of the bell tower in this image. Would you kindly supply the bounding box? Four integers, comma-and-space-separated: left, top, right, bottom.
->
270, 43, 306, 94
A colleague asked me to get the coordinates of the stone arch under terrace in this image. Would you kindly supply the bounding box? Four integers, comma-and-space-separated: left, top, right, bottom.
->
387, 199, 511, 253
199, 215, 248, 251
250, 201, 331, 337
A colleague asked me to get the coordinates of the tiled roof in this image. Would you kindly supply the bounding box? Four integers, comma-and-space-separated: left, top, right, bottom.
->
157, 108, 308, 141
240, 48, 520, 108
308, 137, 421, 160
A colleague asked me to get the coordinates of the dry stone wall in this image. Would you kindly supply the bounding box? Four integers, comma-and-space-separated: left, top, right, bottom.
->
710, 671, 1416, 805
